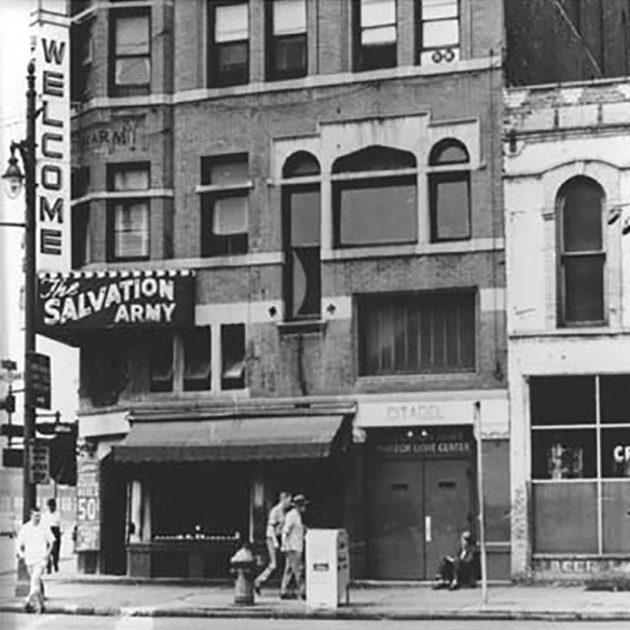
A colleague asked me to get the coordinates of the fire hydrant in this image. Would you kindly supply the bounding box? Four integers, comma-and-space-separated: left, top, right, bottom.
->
230, 543, 256, 605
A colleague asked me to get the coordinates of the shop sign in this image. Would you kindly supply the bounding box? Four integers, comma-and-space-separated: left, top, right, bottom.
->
36, 271, 195, 331
34, 11, 71, 272
370, 427, 474, 459
613, 445, 630, 463
75, 454, 100, 551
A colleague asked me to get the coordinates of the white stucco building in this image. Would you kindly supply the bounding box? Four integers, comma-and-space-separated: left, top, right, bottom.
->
504, 78, 630, 580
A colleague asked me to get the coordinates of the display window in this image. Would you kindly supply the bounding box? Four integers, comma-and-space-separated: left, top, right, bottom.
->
530, 375, 630, 554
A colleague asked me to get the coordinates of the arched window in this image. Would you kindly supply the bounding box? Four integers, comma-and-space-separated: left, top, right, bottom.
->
557, 176, 605, 325
282, 152, 321, 320
428, 139, 471, 242
332, 145, 417, 247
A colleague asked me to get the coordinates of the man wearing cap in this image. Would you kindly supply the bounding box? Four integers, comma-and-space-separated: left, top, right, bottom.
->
254, 490, 292, 594
16, 507, 54, 613
280, 494, 308, 600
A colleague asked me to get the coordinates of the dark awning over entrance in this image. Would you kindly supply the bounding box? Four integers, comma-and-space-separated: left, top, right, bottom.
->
111, 415, 348, 464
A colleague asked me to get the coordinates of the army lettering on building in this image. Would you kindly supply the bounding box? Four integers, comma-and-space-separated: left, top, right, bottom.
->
72, 117, 146, 156
36, 270, 195, 331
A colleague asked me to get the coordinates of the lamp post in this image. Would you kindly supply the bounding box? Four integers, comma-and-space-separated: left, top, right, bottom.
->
2, 60, 38, 525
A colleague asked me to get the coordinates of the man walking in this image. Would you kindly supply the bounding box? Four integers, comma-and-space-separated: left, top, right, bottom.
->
43, 498, 62, 573
280, 494, 308, 600
16, 507, 54, 613
254, 490, 291, 594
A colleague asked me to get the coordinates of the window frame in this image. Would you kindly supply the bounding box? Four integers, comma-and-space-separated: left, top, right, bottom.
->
106, 162, 151, 262
428, 139, 471, 242
416, 0, 461, 65
358, 290, 477, 377
353, 0, 397, 72
208, 0, 250, 87
266, 0, 308, 81
109, 7, 151, 97
556, 177, 606, 327
221, 323, 246, 390
199, 154, 251, 257
529, 375, 630, 555
183, 326, 212, 392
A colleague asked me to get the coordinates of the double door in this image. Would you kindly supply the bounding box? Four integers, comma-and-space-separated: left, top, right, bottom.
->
367, 457, 473, 579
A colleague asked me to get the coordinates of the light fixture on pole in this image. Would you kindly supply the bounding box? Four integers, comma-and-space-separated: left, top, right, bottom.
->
2, 60, 38, 529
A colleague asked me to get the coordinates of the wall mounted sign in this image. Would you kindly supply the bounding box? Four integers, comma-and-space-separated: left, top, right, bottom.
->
72, 116, 147, 157
368, 426, 474, 459
36, 270, 195, 331
75, 454, 100, 552
34, 9, 71, 272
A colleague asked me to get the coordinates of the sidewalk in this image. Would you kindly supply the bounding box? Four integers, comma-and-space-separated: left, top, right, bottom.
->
2, 561, 629, 622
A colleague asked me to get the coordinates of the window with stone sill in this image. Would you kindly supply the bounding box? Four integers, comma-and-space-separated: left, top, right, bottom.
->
333, 145, 417, 248
149, 331, 174, 393
71, 18, 94, 103
109, 8, 151, 97
358, 290, 476, 376
71, 166, 91, 269
106, 163, 150, 262
200, 154, 250, 257
221, 324, 246, 390
266, 0, 307, 81
354, 0, 397, 71
183, 327, 212, 392
557, 176, 606, 327
428, 138, 471, 242
208, 0, 249, 87
417, 0, 460, 65
282, 151, 321, 321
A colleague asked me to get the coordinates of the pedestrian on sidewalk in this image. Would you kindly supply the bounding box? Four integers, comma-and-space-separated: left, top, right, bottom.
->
433, 530, 480, 590
254, 490, 292, 595
43, 498, 62, 573
280, 494, 308, 600
16, 507, 54, 613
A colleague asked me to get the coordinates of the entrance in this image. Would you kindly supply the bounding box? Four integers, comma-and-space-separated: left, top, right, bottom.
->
366, 427, 474, 580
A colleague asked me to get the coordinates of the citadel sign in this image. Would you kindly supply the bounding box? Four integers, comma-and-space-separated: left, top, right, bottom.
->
36, 271, 195, 331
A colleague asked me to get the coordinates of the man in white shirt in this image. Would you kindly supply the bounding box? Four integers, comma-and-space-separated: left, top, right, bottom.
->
280, 494, 308, 600
254, 491, 291, 594
16, 507, 54, 613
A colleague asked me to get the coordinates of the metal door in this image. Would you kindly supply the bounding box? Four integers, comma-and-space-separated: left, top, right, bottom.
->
367, 459, 425, 579
423, 458, 472, 578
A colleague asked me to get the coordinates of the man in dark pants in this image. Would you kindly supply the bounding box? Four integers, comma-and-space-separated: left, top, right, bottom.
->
43, 498, 62, 573
433, 531, 480, 590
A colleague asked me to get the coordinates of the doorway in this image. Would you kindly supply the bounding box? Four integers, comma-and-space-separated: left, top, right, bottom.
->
367, 456, 473, 579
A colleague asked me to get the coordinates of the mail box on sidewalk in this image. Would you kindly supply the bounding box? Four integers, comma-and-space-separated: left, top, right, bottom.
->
305, 528, 350, 609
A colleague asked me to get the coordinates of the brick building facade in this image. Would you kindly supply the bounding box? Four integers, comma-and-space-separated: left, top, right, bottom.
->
43, 0, 628, 581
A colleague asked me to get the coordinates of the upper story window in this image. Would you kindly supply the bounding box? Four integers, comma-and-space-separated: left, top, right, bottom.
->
71, 167, 91, 269
107, 163, 150, 262
428, 139, 471, 242
149, 332, 174, 393
183, 327, 212, 392
221, 324, 246, 390
557, 177, 605, 326
71, 19, 94, 103
110, 9, 151, 96
332, 146, 417, 248
358, 290, 476, 376
354, 0, 397, 71
417, 0, 460, 65
199, 154, 250, 256
267, 0, 307, 80
208, 0, 249, 87
282, 152, 321, 320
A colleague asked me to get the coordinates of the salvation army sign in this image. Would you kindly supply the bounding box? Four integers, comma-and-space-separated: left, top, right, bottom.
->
36, 270, 195, 331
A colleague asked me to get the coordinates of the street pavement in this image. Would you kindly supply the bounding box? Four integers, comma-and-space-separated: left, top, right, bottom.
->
0, 541, 628, 622
3, 616, 630, 630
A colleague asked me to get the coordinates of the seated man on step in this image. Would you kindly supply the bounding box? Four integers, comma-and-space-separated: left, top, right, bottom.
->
433, 530, 480, 590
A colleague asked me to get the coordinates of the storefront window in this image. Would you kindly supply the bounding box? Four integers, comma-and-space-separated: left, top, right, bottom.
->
530, 374, 630, 554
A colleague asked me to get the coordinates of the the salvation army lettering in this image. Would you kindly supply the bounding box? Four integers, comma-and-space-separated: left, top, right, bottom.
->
36, 271, 195, 330
34, 12, 71, 272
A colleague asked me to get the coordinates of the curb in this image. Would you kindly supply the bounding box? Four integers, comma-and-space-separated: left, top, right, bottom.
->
2, 603, 630, 621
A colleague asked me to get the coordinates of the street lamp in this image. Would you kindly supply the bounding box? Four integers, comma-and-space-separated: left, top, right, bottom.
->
2, 59, 38, 526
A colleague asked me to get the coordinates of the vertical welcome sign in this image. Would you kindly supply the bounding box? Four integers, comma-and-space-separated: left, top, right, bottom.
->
33, 8, 71, 272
